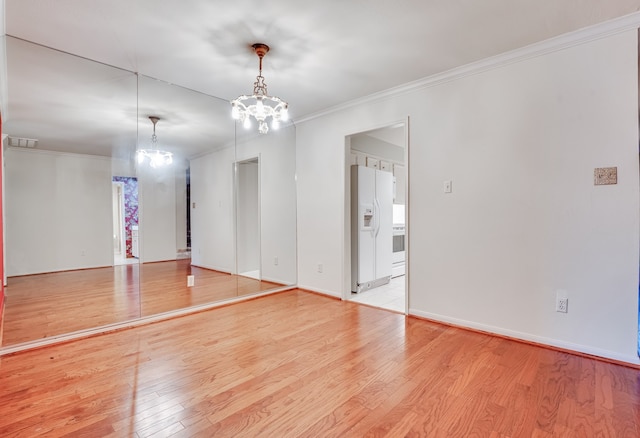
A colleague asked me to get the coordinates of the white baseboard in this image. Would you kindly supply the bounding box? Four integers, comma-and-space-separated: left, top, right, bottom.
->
410, 309, 640, 366
190, 263, 232, 274
297, 284, 341, 299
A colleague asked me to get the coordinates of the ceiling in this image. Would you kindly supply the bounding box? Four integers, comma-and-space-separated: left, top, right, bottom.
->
3, 0, 640, 158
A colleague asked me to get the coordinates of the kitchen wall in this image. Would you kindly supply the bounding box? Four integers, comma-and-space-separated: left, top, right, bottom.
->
296, 28, 640, 363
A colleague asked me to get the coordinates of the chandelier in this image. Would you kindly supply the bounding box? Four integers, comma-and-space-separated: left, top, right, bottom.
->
231, 43, 289, 134
137, 116, 173, 168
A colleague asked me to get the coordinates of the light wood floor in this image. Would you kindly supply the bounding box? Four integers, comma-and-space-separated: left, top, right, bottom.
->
0, 289, 638, 437
2, 260, 280, 346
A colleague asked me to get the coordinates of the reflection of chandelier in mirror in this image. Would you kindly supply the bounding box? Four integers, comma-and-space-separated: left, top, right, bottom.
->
137, 116, 173, 167
231, 43, 289, 134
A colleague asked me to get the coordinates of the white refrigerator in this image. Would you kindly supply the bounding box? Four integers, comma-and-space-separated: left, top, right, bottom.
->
351, 165, 393, 293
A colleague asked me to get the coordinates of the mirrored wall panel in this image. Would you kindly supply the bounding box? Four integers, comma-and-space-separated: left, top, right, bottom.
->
0, 35, 297, 351
234, 122, 297, 292
1, 35, 141, 345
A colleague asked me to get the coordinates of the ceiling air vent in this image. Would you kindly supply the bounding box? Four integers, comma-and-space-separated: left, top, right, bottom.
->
8, 136, 38, 148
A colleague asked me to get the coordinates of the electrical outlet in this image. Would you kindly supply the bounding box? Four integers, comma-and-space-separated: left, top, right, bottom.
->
556, 297, 568, 313
187, 275, 195, 287
274, 256, 278, 266
317, 263, 323, 273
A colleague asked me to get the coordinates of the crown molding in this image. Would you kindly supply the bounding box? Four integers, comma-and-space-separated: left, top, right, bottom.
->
296, 11, 640, 125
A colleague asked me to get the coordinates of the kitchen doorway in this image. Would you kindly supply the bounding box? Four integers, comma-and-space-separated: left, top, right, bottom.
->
345, 121, 408, 313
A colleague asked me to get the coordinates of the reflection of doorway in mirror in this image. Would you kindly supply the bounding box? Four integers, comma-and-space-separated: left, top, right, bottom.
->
236, 157, 261, 280
112, 176, 139, 266
112, 182, 125, 261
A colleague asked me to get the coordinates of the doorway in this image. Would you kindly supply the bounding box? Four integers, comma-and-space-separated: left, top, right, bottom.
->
236, 157, 261, 280
345, 121, 408, 313
112, 176, 139, 266
112, 182, 126, 262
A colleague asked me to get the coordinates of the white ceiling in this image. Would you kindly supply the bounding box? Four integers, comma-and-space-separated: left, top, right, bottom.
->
3, 0, 640, 157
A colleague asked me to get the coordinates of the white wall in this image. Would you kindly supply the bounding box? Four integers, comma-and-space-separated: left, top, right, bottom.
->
5, 146, 185, 275
190, 146, 235, 273
236, 125, 297, 285
5, 148, 113, 275
137, 161, 178, 263
351, 135, 403, 163
296, 29, 640, 364
190, 125, 297, 285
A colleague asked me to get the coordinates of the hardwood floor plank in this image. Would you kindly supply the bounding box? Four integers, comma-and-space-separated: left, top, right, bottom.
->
0, 289, 639, 436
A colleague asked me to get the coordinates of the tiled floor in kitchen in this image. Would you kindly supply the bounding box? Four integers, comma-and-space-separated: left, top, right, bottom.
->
350, 275, 405, 313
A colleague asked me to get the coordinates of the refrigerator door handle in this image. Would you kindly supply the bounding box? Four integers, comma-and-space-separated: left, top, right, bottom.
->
374, 197, 381, 238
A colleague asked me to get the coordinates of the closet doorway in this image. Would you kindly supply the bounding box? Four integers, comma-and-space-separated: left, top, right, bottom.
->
236, 157, 261, 280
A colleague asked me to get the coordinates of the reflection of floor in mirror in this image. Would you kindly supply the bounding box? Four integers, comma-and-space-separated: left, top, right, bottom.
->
113, 254, 139, 266
350, 275, 405, 313
1, 259, 282, 347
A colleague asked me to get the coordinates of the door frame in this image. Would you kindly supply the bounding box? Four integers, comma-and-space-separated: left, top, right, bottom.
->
342, 118, 410, 315
233, 155, 262, 279
111, 181, 126, 264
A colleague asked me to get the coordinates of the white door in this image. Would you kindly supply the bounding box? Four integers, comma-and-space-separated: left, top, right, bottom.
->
356, 165, 376, 285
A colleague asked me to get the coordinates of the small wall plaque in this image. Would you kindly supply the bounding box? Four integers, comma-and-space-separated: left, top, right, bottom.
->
594, 167, 617, 185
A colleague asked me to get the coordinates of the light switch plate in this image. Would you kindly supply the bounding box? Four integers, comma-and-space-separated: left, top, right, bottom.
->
594, 167, 617, 185
443, 180, 452, 193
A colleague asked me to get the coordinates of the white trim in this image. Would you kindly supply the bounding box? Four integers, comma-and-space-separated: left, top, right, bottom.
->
298, 284, 341, 299
0, 285, 296, 356
296, 11, 640, 125
404, 116, 410, 316
410, 309, 640, 366
189, 263, 232, 275
260, 275, 294, 285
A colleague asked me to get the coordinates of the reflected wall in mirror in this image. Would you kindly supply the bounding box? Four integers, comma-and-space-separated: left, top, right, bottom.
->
234, 123, 297, 290
1, 35, 141, 346
0, 35, 297, 352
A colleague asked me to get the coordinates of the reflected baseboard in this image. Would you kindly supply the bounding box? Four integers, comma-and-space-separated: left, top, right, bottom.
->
239, 270, 260, 280
177, 249, 191, 259
113, 256, 139, 266
0, 284, 297, 356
